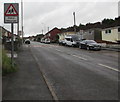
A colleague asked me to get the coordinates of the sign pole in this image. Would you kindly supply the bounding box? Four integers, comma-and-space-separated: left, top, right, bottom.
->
4, 3, 19, 67
11, 23, 14, 67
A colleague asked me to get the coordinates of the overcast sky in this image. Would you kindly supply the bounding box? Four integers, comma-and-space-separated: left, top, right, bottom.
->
0, 0, 120, 37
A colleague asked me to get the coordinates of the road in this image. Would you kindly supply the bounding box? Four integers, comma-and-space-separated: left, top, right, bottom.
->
29, 41, 119, 100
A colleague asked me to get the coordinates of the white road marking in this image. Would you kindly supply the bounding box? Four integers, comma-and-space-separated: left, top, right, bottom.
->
55, 49, 87, 60
98, 63, 119, 72
72, 54, 87, 60
55, 49, 63, 52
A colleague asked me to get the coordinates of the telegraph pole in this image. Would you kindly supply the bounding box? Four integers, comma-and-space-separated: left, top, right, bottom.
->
118, 1, 120, 17
42, 29, 43, 34
73, 12, 76, 33
11, 23, 14, 67
21, 0, 24, 43
17, 13, 20, 46
48, 27, 49, 32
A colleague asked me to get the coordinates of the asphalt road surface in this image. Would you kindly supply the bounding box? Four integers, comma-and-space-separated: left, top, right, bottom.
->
29, 41, 119, 100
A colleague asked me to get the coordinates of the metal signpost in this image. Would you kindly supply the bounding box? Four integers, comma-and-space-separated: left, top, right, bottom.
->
4, 3, 19, 67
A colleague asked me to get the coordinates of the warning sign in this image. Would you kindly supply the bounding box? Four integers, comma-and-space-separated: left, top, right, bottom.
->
5, 4, 18, 16
4, 3, 19, 23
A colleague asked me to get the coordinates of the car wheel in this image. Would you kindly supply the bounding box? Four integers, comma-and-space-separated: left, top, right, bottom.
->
79, 45, 82, 49
87, 46, 90, 50
71, 44, 74, 47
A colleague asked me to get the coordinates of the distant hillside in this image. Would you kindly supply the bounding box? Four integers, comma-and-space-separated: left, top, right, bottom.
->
60, 16, 120, 32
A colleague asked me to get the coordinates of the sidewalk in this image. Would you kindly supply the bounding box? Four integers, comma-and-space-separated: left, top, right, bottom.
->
2, 45, 53, 100
101, 43, 120, 52
102, 47, 120, 52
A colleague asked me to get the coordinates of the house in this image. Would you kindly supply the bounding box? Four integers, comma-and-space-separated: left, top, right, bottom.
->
0, 26, 18, 42
102, 26, 120, 43
0, 26, 12, 44
33, 34, 44, 42
0, 26, 11, 37
45, 27, 61, 43
82, 28, 102, 43
0, 26, 19, 51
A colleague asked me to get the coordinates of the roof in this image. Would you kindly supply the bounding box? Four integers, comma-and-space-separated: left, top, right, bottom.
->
45, 27, 61, 35
102, 26, 120, 30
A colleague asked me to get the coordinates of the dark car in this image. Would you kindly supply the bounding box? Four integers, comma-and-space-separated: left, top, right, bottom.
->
25, 39, 30, 44
79, 40, 101, 50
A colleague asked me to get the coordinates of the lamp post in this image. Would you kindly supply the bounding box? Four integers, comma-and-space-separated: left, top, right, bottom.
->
21, 0, 24, 43
73, 12, 76, 33
118, 1, 120, 17
42, 29, 43, 34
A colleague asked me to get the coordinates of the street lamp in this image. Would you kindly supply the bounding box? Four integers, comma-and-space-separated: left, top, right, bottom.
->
73, 12, 76, 33
21, 0, 24, 43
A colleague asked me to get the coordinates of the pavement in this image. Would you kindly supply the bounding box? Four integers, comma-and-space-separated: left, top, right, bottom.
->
2, 42, 119, 101
2, 44, 53, 101
102, 47, 120, 52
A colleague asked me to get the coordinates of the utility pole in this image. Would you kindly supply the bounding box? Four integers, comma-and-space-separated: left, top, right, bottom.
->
42, 29, 43, 34
48, 27, 49, 32
11, 23, 14, 67
17, 13, 20, 46
73, 12, 76, 33
118, 1, 120, 17
21, 0, 24, 44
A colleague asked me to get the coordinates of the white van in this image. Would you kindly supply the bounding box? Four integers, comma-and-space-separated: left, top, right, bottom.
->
64, 35, 82, 47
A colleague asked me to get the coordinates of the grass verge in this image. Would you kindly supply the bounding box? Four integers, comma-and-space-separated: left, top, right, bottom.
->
2, 49, 17, 76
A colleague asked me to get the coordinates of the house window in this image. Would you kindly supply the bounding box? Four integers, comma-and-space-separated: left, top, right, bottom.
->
118, 28, 120, 32
89, 31, 91, 34
65, 38, 70, 41
108, 29, 111, 33
105, 30, 108, 34
105, 29, 111, 34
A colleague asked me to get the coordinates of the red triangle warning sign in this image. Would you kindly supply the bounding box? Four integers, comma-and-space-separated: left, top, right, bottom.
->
5, 4, 18, 16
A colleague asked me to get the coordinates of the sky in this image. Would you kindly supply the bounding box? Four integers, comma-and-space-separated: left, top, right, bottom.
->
0, 0, 120, 37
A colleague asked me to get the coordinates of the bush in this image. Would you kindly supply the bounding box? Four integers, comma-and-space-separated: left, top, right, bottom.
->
2, 49, 17, 76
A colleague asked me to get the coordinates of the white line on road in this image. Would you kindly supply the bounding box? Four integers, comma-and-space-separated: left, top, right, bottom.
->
98, 63, 119, 72
72, 54, 87, 60
55, 49, 63, 52
55, 49, 87, 60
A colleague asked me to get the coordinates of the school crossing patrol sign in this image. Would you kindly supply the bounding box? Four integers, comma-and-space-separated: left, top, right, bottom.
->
4, 3, 19, 23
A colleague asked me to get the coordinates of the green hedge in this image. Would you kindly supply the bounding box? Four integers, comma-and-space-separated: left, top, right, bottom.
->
2, 50, 17, 76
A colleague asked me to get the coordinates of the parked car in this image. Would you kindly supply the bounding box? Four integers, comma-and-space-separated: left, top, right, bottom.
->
25, 39, 30, 44
59, 40, 66, 46
45, 39, 50, 44
40, 38, 45, 43
79, 40, 101, 50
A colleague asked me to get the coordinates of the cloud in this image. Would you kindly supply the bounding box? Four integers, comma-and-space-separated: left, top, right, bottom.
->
0, 0, 119, 37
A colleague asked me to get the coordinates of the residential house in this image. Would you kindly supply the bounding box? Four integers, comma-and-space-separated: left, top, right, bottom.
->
82, 28, 102, 43
0, 26, 12, 44
33, 34, 44, 42
102, 26, 120, 43
45, 27, 61, 43
0, 26, 19, 50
